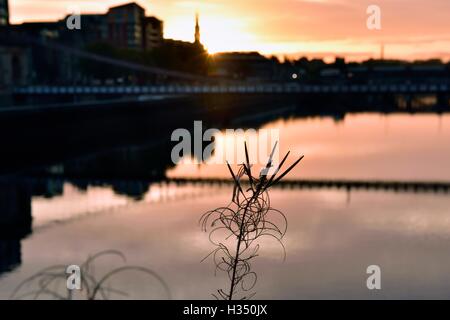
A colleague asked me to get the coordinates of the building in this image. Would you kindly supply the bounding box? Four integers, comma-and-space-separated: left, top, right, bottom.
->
105, 3, 163, 50
0, 0, 8, 26
194, 13, 200, 45
163, 14, 203, 48
11, 21, 62, 40
143, 16, 163, 50
107, 2, 145, 50
77, 14, 108, 45
4, 2, 162, 52
5, 22, 65, 84
0, 45, 30, 87
107, 3, 144, 50
0, 1, 166, 86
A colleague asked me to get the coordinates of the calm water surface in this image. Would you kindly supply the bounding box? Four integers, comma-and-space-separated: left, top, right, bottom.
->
1, 113, 450, 299
170, 113, 450, 181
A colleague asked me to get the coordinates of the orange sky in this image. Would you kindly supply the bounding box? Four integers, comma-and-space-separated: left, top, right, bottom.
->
9, 0, 450, 61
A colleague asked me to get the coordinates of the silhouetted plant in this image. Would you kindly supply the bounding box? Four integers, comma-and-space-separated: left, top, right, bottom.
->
10, 250, 171, 300
200, 142, 303, 300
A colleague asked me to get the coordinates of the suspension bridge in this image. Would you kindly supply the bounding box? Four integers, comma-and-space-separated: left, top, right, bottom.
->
3, 33, 450, 100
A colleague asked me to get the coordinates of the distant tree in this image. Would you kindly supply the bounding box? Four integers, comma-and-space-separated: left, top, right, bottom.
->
412, 59, 443, 65
79, 41, 210, 82
151, 41, 209, 75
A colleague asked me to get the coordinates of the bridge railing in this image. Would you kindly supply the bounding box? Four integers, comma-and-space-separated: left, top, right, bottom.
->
13, 83, 450, 95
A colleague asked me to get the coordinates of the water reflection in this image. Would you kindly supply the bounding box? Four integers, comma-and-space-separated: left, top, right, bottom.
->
1, 186, 450, 299
0, 180, 32, 274
1, 110, 450, 298
0, 176, 223, 277
169, 113, 450, 181
10, 250, 172, 300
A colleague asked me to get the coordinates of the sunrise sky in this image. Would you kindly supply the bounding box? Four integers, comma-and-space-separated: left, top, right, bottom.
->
9, 0, 450, 61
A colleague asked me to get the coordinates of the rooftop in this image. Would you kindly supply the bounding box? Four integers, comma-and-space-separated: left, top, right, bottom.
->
109, 2, 145, 11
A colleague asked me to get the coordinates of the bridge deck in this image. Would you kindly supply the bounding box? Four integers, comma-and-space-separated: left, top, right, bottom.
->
166, 178, 450, 193
28, 176, 450, 194
13, 83, 450, 95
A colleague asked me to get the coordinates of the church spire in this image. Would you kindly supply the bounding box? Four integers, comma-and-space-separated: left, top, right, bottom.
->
194, 12, 200, 44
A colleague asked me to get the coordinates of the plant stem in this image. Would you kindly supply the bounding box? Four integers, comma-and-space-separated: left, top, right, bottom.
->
228, 189, 259, 300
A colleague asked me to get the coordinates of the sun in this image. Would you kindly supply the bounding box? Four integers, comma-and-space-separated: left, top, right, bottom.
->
164, 14, 258, 54
198, 16, 258, 53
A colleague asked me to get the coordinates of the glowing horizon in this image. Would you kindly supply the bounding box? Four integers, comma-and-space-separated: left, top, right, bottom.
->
8, 0, 450, 61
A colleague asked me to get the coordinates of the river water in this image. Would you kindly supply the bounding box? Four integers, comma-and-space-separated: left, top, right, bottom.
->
1, 112, 450, 299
